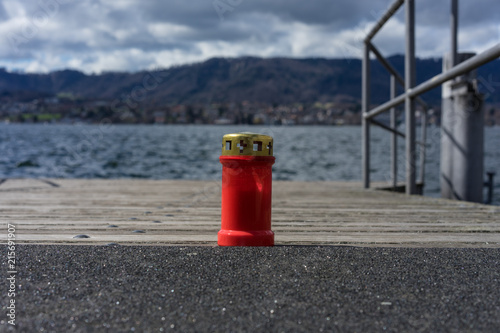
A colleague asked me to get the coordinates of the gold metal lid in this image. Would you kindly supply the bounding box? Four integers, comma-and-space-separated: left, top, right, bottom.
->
221, 132, 273, 156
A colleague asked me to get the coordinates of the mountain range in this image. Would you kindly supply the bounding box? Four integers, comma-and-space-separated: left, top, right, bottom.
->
1, 55, 499, 106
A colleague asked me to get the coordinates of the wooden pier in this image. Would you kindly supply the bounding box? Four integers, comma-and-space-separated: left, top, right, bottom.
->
1, 179, 499, 247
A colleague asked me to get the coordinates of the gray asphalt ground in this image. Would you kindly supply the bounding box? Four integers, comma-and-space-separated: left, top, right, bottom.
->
1, 245, 500, 332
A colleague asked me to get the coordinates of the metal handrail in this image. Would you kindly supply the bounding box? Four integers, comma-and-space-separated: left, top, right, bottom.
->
368, 42, 429, 110
364, 43, 500, 120
370, 119, 426, 147
364, 0, 404, 43
362, 0, 500, 195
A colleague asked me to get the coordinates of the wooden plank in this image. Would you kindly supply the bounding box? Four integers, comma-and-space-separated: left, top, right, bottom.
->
0, 179, 499, 247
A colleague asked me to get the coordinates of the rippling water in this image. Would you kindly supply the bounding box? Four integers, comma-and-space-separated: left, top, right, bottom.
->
1, 123, 499, 205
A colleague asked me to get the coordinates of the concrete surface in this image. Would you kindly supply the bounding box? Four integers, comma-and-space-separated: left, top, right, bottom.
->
1, 245, 499, 332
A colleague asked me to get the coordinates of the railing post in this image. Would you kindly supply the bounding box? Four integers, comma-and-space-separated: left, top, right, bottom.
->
390, 75, 397, 189
405, 0, 416, 195
362, 43, 371, 189
419, 108, 428, 186
485, 172, 495, 204
451, 0, 458, 67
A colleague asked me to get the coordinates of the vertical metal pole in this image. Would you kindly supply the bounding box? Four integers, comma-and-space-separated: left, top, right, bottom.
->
362, 43, 371, 189
405, 0, 416, 195
451, 0, 458, 67
390, 75, 397, 189
419, 108, 428, 186
486, 172, 495, 204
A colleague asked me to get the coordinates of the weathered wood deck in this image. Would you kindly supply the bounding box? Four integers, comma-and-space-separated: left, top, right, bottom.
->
1, 179, 499, 247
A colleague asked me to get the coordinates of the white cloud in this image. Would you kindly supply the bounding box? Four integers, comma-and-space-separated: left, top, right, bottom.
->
459, 23, 500, 54
0, 0, 497, 73
2, 0, 26, 18
148, 23, 192, 40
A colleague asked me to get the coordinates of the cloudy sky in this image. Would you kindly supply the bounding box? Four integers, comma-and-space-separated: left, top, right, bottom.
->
0, 0, 498, 74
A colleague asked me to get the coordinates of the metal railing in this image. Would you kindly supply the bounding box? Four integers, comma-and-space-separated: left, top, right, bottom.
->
362, 0, 500, 195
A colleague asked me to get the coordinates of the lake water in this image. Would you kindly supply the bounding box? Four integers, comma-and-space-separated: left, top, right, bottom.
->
1, 123, 499, 205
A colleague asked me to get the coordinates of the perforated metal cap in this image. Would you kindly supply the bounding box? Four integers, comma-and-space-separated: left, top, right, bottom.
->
221, 132, 273, 156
